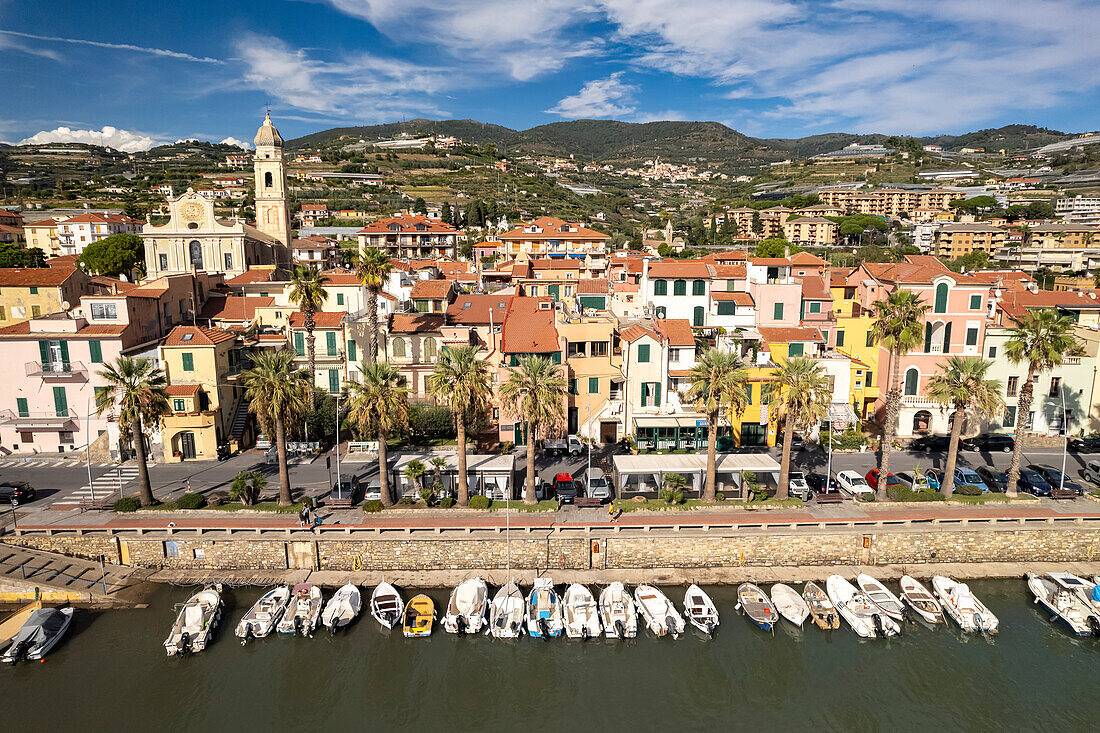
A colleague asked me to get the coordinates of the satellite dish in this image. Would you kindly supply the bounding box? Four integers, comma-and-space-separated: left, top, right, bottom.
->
61, 300, 71, 310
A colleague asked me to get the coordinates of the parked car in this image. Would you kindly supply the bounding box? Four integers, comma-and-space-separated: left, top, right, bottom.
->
962, 434, 1015, 453
328, 473, 361, 506
779, 433, 805, 452
908, 435, 951, 453
806, 473, 839, 493
543, 472, 580, 503
924, 469, 944, 491
952, 467, 989, 493
362, 474, 382, 502
787, 471, 812, 501
1083, 460, 1100, 486
895, 471, 931, 491
1027, 464, 1084, 496
864, 469, 902, 490
1069, 436, 1100, 453
582, 467, 611, 502
975, 466, 1009, 492
835, 470, 873, 497
1018, 469, 1053, 496
544, 436, 584, 456
0, 481, 36, 504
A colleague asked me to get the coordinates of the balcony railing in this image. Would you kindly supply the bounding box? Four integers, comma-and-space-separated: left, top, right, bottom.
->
25, 361, 88, 379
0, 408, 78, 429
901, 395, 935, 407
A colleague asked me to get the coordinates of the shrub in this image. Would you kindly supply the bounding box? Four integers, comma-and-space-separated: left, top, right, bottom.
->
114, 497, 141, 513
363, 500, 384, 513
177, 492, 206, 510
658, 488, 685, 504
501, 441, 514, 453
468, 495, 491, 510
441, 496, 456, 508
301, 496, 315, 509
857, 492, 876, 502
716, 492, 725, 502
418, 486, 435, 506
407, 403, 456, 441
886, 484, 945, 502
397, 496, 417, 506
953, 484, 983, 496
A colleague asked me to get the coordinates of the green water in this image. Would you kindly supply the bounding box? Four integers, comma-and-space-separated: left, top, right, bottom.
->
2, 581, 1098, 731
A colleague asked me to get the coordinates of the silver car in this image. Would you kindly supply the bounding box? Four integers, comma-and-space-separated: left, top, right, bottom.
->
583, 467, 611, 502
788, 471, 811, 500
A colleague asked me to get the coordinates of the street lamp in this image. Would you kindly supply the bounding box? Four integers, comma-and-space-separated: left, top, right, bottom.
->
1059, 384, 1069, 494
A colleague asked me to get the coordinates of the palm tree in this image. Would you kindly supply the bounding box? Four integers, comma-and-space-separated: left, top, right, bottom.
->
685, 349, 749, 502
346, 361, 408, 507
927, 357, 1004, 497
429, 456, 447, 496
95, 356, 171, 507
427, 345, 492, 506
242, 349, 309, 506
870, 290, 931, 483
1003, 309, 1083, 496
769, 357, 832, 500
499, 356, 566, 504
287, 265, 330, 408
354, 247, 392, 363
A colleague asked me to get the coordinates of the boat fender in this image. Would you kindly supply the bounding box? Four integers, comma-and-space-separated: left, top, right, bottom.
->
538, 617, 550, 640
615, 619, 625, 639
329, 621, 338, 636
294, 616, 302, 635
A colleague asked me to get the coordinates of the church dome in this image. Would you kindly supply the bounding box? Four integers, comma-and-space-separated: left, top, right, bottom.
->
254, 112, 284, 147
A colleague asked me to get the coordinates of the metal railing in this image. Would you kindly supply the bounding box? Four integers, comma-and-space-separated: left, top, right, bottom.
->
25, 360, 88, 378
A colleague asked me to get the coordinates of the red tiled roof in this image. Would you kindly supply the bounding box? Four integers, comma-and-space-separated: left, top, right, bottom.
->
357, 214, 457, 235
410, 279, 454, 299
646, 260, 712, 278
701, 250, 749, 263
612, 282, 639, 293
288, 311, 346, 328
830, 267, 856, 287
166, 384, 202, 396
318, 270, 362, 286
390, 312, 444, 334
23, 218, 59, 229
749, 257, 792, 266
164, 325, 237, 346
501, 297, 558, 353
408, 258, 472, 274
657, 319, 695, 347
577, 278, 609, 294
447, 294, 514, 325
498, 216, 609, 241
226, 268, 280, 285
59, 212, 141, 225
619, 324, 660, 343
789, 251, 828, 266
0, 267, 79, 287
75, 324, 128, 336
712, 264, 746, 278
711, 291, 754, 305
799, 275, 832, 300
46, 254, 79, 267
758, 326, 824, 343
200, 296, 275, 322
531, 259, 581, 271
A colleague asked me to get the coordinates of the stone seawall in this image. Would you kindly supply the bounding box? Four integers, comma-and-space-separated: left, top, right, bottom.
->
7, 526, 1100, 573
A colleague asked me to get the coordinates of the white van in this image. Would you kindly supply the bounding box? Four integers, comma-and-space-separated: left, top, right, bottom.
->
1084, 460, 1100, 486
583, 467, 611, 502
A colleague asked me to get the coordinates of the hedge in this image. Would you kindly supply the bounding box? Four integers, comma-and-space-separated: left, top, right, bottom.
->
114, 497, 141, 513
953, 484, 983, 496
886, 485, 946, 502
468, 495, 491, 510
177, 492, 207, 509
362, 500, 384, 513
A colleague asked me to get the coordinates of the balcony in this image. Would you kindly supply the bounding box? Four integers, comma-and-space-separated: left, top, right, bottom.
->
901, 395, 935, 407
25, 361, 88, 380
0, 408, 78, 430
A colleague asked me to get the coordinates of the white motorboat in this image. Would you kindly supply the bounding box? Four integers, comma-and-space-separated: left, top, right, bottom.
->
932, 576, 998, 634
164, 585, 223, 656
443, 577, 489, 635
899, 576, 944, 624
321, 583, 363, 635
634, 585, 685, 638
826, 575, 900, 639
277, 583, 323, 636
803, 582, 840, 630
370, 582, 404, 630
235, 585, 291, 643
526, 577, 563, 638
598, 582, 638, 639
489, 581, 525, 639
683, 585, 720, 635
770, 584, 810, 628
856, 573, 907, 622
1048, 572, 1100, 616
562, 583, 602, 639
1027, 573, 1100, 637
0, 601, 42, 649
2, 607, 73, 664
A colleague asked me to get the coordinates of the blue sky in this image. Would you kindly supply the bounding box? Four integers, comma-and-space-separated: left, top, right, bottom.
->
1, 0, 1097, 151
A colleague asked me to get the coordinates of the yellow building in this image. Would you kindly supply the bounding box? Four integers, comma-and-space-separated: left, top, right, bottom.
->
830, 274, 881, 419
23, 219, 60, 256
557, 307, 623, 441
783, 216, 838, 246
1031, 222, 1098, 249
933, 223, 1006, 258
159, 325, 248, 461
0, 267, 92, 325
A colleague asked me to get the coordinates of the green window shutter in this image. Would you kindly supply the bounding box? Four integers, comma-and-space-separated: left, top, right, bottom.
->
38, 340, 49, 364
692, 280, 705, 296
328, 369, 339, 393
866, 331, 875, 348
1003, 406, 1016, 428
336, 293, 344, 305
773, 303, 784, 320
746, 384, 754, 405
53, 386, 68, 416
347, 339, 357, 362
326, 331, 337, 356
640, 383, 647, 407
969, 294, 981, 310
788, 343, 804, 357
88, 340, 102, 363
654, 280, 667, 296
173, 399, 186, 412
966, 327, 978, 346
570, 379, 577, 395
836, 330, 845, 347
181, 352, 194, 371
294, 332, 305, 356
904, 369, 918, 395
93, 387, 107, 407
589, 377, 599, 393
924, 323, 933, 352
59, 341, 70, 364
717, 302, 735, 315
809, 302, 821, 314
29, 286, 38, 295
866, 371, 873, 387
548, 284, 560, 301
638, 344, 650, 363
553, 352, 561, 365
693, 306, 704, 327
943, 322, 952, 353
16, 397, 28, 417
652, 382, 660, 407
674, 280, 686, 296
934, 283, 948, 313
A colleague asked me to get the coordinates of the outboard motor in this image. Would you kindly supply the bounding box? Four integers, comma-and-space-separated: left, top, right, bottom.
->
178, 631, 191, 656
456, 615, 467, 636
581, 625, 590, 640
974, 613, 985, 633
872, 614, 884, 636
666, 615, 678, 638
240, 623, 253, 646
1088, 615, 1100, 637
538, 617, 550, 640
8, 641, 27, 665
705, 620, 715, 636
614, 619, 625, 639
294, 615, 303, 636
901, 607, 913, 624
329, 621, 338, 636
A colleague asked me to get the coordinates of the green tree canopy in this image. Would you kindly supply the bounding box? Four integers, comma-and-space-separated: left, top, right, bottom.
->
753, 238, 801, 257
949, 195, 1000, 214
0, 244, 46, 268
413, 197, 428, 215
76, 233, 144, 277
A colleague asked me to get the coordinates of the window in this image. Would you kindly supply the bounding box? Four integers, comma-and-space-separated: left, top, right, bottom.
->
159, 253, 168, 270
692, 280, 705, 296
294, 332, 305, 356
866, 331, 875, 348
1049, 376, 1062, 397
173, 399, 186, 412
569, 379, 577, 395
329, 369, 339, 393
264, 171, 273, 188
30, 305, 41, 318
224, 253, 233, 271
88, 340, 102, 363
693, 306, 704, 327
326, 331, 337, 356
1007, 376, 1018, 397
347, 340, 357, 362
965, 327, 978, 346
674, 280, 687, 296
90, 303, 117, 320
988, 346, 997, 358
60, 431, 74, 444
655, 306, 666, 319
52, 386, 68, 417
904, 368, 919, 396
717, 302, 736, 315
94, 387, 107, 405
189, 240, 203, 269
788, 343, 804, 357
746, 384, 754, 404
0, 306, 5, 320
29, 286, 39, 295
638, 344, 650, 363
16, 397, 28, 417
181, 353, 194, 371
640, 382, 661, 407
392, 338, 406, 358
808, 301, 821, 314
844, 287, 856, 299
866, 371, 873, 387
934, 282, 948, 313
592, 341, 608, 357
836, 330, 845, 347
653, 280, 667, 296
969, 294, 982, 310
1003, 406, 1016, 427
336, 293, 345, 306
773, 302, 784, 320
586, 377, 599, 394
424, 337, 437, 360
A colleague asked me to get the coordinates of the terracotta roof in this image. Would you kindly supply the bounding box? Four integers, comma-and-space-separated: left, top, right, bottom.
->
668, 369, 695, 377
410, 279, 454, 299
498, 216, 609, 241
124, 280, 169, 298
758, 326, 824, 343
577, 278, 609, 294
23, 218, 59, 229
409, 258, 472, 274
800, 275, 832, 300
166, 384, 202, 396
390, 312, 444, 334
288, 311, 346, 328
712, 264, 746, 278
59, 212, 141, 225
619, 324, 660, 343
647, 260, 712, 278
789, 251, 828, 266
200, 296, 275, 322
46, 254, 79, 267
749, 258, 792, 266
501, 297, 558, 353
357, 214, 457, 235
711, 290, 754, 305
317, 270, 362, 286
701, 250, 749, 263
612, 281, 639, 293
830, 267, 856, 287
164, 325, 237, 346
0, 267, 79, 287
531, 259, 581, 271
447, 294, 514, 325
657, 319, 695, 347
964, 270, 1035, 286
75, 324, 128, 336
226, 268, 280, 285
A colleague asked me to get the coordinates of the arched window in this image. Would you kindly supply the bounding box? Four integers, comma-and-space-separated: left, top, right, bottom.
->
693, 306, 704, 327
692, 280, 706, 296
934, 282, 949, 313
188, 240, 203, 270
913, 410, 932, 433
653, 279, 667, 296
423, 336, 437, 360
673, 279, 687, 296
392, 338, 406, 358
264, 171, 273, 188
904, 367, 919, 395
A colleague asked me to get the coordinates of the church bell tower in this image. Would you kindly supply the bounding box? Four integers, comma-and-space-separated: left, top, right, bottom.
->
253, 113, 291, 249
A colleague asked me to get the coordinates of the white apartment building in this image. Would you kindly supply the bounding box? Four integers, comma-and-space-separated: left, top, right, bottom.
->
56, 213, 142, 255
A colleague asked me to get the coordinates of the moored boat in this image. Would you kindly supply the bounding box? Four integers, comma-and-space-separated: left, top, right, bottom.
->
932, 576, 998, 634
802, 582, 840, 630
736, 583, 779, 632
164, 585, 223, 655
770, 584, 810, 628
370, 582, 403, 630
235, 585, 290, 643
857, 573, 906, 622
826, 575, 900, 638
443, 577, 489, 635
403, 594, 435, 638
634, 584, 685, 638
321, 583, 362, 635
899, 576, 943, 624
1027, 573, 1100, 637
526, 577, 563, 639
1048, 572, 1100, 616
0, 600, 42, 648
683, 585, 720, 635
2, 607, 73, 664
598, 582, 638, 639
562, 583, 601, 639
489, 582, 525, 639
276, 583, 323, 637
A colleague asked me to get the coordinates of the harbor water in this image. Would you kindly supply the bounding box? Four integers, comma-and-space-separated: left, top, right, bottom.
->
3, 580, 1099, 731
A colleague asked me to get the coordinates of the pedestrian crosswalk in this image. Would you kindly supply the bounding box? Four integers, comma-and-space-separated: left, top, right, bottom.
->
0, 459, 120, 468
52, 466, 141, 507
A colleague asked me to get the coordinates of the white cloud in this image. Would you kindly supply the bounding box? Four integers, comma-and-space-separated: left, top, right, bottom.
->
0, 29, 223, 63
219, 137, 252, 149
547, 72, 637, 118
18, 126, 164, 152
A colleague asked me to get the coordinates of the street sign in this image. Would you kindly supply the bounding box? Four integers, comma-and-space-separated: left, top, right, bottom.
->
696, 419, 707, 427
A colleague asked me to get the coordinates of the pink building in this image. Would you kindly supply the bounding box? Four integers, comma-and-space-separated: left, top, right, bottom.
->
747, 258, 802, 330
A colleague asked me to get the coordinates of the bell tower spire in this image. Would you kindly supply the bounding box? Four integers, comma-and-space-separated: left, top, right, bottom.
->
253, 113, 290, 254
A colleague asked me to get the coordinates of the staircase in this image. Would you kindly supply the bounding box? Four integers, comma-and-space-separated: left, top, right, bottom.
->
230, 398, 252, 445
